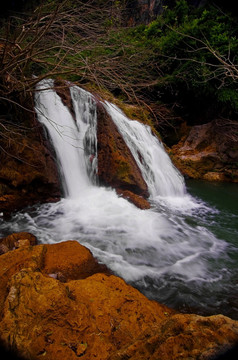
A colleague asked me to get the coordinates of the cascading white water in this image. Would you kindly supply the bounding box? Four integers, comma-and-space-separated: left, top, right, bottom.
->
35, 79, 185, 200
104, 102, 186, 198
2, 77, 234, 318
35, 79, 98, 197
70, 85, 98, 184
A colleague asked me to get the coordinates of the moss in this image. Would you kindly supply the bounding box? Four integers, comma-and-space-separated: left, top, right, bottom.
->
116, 160, 131, 182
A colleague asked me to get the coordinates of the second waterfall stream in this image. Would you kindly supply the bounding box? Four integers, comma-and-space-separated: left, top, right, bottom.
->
4, 79, 236, 317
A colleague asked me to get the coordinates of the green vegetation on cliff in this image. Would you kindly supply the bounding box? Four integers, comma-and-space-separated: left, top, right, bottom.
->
132, 0, 238, 121
94, 0, 238, 124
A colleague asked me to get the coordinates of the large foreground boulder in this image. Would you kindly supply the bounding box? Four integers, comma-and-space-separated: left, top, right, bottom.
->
0, 236, 238, 360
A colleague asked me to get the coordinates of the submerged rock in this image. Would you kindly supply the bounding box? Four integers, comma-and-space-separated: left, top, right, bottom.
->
0, 238, 238, 360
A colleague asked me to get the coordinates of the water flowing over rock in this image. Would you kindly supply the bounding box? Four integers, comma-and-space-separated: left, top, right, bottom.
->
97, 103, 150, 208
34, 79, 185, 209
0, 238, 238, 360
0, 78, 186, 215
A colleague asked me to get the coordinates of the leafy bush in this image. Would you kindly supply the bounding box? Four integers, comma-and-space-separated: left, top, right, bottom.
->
139, 0, 238, 118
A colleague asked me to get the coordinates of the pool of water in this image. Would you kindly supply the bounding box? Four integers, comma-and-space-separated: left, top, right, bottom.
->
136, 179, 238, 318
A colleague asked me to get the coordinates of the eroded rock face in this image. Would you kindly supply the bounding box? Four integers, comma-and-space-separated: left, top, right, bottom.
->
171, 120, 238, 182
0, 238, 238, 360
109, 313, 238, 360
97, 103, 150, 209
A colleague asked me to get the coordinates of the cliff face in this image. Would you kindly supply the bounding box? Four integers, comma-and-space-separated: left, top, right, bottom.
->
0, 233, 238, 360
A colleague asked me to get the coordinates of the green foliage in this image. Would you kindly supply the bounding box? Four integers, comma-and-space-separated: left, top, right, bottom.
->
1, 0, 237, 124
129, 0, 238, 116
88, 0, 238, 118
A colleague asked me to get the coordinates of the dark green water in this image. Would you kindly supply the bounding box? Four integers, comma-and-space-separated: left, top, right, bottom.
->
132, 179, 238, 319
186, 179, 238, 251
183, 180, 238, 318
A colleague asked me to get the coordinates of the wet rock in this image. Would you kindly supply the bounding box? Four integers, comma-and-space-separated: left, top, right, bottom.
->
0, 240, 238, 360
97, 103, 150, 209
42, 240, 110, 281
0, 240, 110, 317
0, 244, 45, 318
54, 79, 75, 119
0, 269, 171, 360
117, 189, 150, 209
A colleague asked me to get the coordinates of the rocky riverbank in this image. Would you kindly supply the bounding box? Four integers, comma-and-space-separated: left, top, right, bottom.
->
0, 232, 238, 360
170, 119, 238, 183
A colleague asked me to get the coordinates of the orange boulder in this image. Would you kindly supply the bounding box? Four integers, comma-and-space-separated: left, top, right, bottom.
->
0, 239, 238, 360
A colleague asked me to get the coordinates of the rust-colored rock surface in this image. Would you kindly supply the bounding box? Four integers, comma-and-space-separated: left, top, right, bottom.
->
109, 313, 238, 360
117, 189, 150, 209
43, 240, 110, 281
54, 79, 75, 119
0, 240, 109, 317
0, 238, 238, 360
97, 104, 150, 209
171, 119, 238, 182
0, 232, 37, 255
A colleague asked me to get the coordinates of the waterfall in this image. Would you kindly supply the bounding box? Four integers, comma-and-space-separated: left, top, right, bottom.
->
104, 102, 186, 198
35, 79, 98, 198
35, 79, 185, 200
